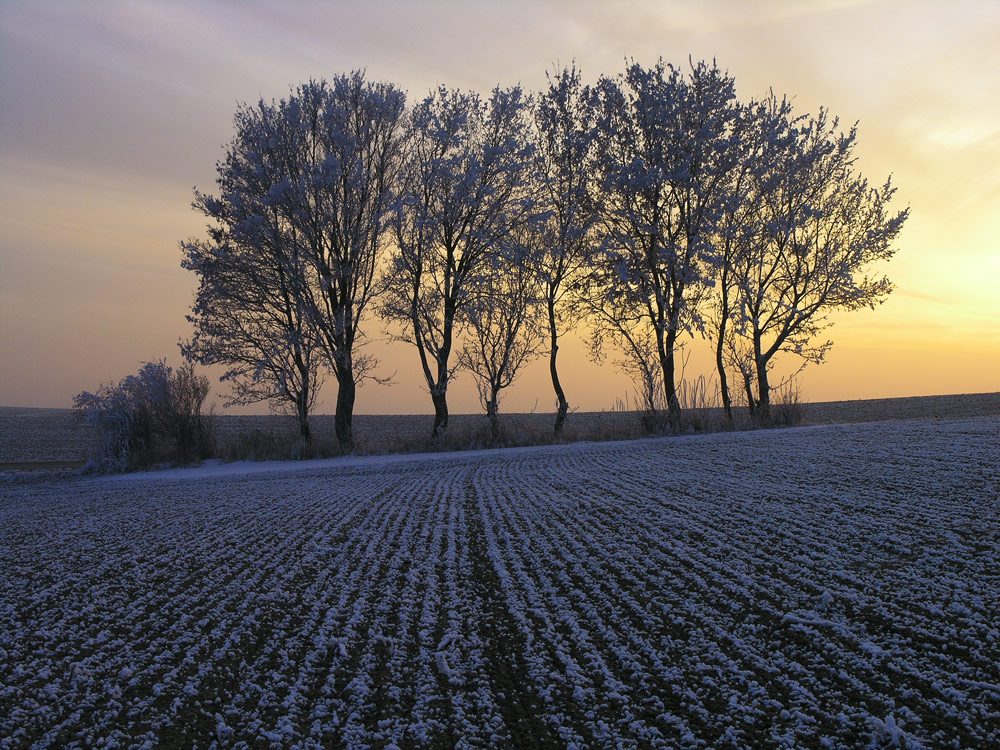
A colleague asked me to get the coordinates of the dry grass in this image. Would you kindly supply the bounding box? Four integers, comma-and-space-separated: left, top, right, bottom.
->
2, 391, 999, 468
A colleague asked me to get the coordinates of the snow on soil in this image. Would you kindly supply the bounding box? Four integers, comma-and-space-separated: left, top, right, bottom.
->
1, 418, 998, 748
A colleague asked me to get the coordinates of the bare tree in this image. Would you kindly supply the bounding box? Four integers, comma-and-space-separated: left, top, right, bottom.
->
589, 59, 741, 427
707, 93, 795, 423
292, 74, 407, 452
458, 235, 544, 443
182, 99, 324, 445
383, 85, 537, 437
184, 73, 406, 452
532, 64, 599, 434
725, 106, 909, 423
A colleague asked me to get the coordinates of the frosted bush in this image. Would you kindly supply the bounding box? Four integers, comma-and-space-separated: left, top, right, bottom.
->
72, 359, 212, 471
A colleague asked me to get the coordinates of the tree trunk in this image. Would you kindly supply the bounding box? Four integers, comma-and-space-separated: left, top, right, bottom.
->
296, 381, 312, 448
755, 367, 771, 425
431, 389, 449, 438
548, 299, 568, 435
297, 405, 312, 447
755, 342, 771, 426
743, 369, 757, 421
487, 395, 500, 444
715, 292, 733, 424
334, 370, 356, 452
716, 338, 733, 424
662, 328, 681, 429
429, 298, 456, 438
292, 348, 313, 449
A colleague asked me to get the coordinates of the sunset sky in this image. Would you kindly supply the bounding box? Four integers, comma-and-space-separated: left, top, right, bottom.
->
1, 0, 997, 415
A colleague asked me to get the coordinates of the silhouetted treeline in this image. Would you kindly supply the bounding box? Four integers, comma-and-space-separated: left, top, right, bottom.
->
181, 60, 907, 451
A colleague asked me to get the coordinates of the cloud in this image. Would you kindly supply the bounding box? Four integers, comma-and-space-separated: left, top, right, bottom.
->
1, 0, 998, 409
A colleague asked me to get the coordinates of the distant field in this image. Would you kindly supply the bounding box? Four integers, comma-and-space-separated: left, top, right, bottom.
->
2, 392, 999, 466
1, 417, 997, 747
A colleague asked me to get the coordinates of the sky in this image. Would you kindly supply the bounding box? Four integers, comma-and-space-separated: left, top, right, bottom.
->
1, 0, 998, 415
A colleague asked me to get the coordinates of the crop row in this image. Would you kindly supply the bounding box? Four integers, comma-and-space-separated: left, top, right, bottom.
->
2, 417, 998, 747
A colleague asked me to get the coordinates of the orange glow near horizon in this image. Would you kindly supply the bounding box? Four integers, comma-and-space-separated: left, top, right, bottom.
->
1, 1, 997, 415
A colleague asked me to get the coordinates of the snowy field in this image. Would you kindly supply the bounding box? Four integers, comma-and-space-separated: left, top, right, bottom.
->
2, 417, 998, 748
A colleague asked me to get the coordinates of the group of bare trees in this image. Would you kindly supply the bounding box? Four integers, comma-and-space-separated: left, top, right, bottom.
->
182, 61, 907, 452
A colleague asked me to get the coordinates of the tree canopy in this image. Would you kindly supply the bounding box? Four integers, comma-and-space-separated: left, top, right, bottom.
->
183, 59, 907, 445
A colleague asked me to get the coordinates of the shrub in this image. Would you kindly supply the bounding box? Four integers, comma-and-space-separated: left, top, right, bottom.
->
73, 360, 213, 472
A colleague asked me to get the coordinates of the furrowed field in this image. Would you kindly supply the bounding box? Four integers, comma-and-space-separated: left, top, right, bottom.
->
2, 417, 998, 748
